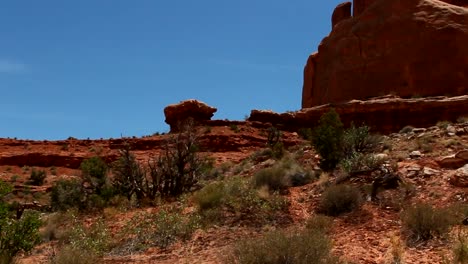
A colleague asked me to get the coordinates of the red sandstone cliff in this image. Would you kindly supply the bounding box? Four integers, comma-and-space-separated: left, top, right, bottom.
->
302, 0, 468, 108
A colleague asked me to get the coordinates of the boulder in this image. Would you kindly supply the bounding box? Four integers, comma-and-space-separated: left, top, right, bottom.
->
449, 164, 468, 187
332, 2, 352, 29
302, 0, 468, 108
438, 155, 467, 169
164, 100, 217, 132
455, 150, 468, 160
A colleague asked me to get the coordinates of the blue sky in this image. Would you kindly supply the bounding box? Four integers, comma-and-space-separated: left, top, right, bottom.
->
0, 0, 343, 140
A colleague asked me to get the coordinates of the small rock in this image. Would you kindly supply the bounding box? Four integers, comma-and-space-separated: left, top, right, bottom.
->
438, 155, 466, 169
413, 128, 427, 133
417, 132, 426, 138
449, 164, 468, 188
409, 151, 422, 159
423, 167, 440, 177
447, 125, 457, 134
374, 153, 388, 160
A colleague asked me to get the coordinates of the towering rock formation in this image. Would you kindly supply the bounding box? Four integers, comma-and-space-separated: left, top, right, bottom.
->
302, 0, 468, 108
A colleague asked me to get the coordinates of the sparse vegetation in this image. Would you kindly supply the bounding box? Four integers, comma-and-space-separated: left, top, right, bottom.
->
116, 208, 199, 252
253, 156, 313, 191
401, 203, 454, 244
317, 184, 362, 216
0, 180, 42, 264
28, 168, 47, 186
224, 229, 341, 264
194, 176, 288, 226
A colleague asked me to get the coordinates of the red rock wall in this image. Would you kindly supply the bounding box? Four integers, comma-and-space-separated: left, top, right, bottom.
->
302, 0, 468, 108
332, 2, 352, 28
353, 0, 377, 16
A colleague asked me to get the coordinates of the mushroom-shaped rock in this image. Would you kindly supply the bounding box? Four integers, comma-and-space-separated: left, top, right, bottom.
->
164, 100, 217, 132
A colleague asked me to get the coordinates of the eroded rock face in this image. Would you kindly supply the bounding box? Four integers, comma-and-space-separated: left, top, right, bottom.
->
252, 96, 468, 134
332, 2, 352, 28
302, 0, 468, 108
164, 100, 217, 132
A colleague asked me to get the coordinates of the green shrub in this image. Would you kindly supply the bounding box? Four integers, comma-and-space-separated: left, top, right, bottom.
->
318, 184, 362, 216
50, 179, 84, 211
342, 124, 382, 156
0, 180, 41, 264
194, 177, 288, 226
193, 182, 224, 211
298, 128, 313, 140
117, 209, 199, 252
64, 217, 111, 256
401, 203, 454, 244
340, 152, 385, 174
224, 229, 341, 264
1, 183, 42, 263
253, 157, 313, 191
80, 156, 108, 194
312, 109, 344, 171
29, 168, 47, 186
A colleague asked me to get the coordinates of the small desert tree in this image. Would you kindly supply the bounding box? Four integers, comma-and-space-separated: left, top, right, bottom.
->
112, 144, 147, 201
312, 108, 344, 171
148, 119, 205, 198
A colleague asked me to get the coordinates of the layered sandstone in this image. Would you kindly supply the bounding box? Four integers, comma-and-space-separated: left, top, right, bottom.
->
302, 0, 468, 108
251, 95, 468, 134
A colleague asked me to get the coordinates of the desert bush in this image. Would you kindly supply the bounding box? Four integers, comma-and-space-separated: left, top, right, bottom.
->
193, 182, 224, 211
62, 216, 111, 256
145, 120, 208, 200
29, 168, 47, 186
342, 124, 382, 156
194, 177, 288, 226
224, 229, 341, 264
49, 246, 97, 264
305, 214, 333, 233
253, 157, 313, 191
442, 232, 468, 264
112, 143, 147, 202
312, 109, 344, 171
1, 180, 41, 263
318, 184, 362, 216
80, 156, 108, 194
298, 128, 313, 140
50, 179, 84, 211
340, 152, 385, 174
116, 209, 200, 253
401, 203, 454, 244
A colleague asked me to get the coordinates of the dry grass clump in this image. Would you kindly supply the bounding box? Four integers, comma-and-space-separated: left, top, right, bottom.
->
401, 203, 455, 244
48, 246, 97, 264
224, 229, 342, 264
317, 184, 362, 217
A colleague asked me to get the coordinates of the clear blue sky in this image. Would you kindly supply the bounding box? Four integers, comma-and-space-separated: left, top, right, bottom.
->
1, 0, 343, 140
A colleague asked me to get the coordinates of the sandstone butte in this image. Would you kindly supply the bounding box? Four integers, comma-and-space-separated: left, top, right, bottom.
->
302, 0, 468, 108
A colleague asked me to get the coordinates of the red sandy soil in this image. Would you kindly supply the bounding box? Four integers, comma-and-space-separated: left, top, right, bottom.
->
1, 121, 467, 264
